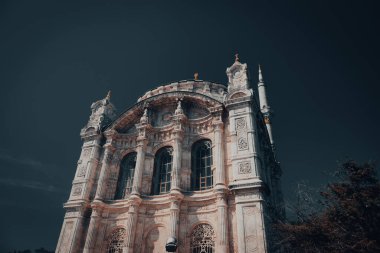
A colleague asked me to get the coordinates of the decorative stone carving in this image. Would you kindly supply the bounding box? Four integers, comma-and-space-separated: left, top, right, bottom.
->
236, 117, 249, 151
106, 228, 126, 253
57, 60, 284, 253
238, 161, 251, 174
77, 163, 87, 177
243, 206, 258, 253
81, 148, 92, 160
81, 91, 117, 136
190, 224, 215, 253
72, 185, 83, 196
235, 117, 247, 131
238, 137, 248, 150
226, 57, 249, 92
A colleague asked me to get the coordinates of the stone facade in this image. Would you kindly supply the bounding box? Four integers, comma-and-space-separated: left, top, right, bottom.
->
56, 59, 284, 253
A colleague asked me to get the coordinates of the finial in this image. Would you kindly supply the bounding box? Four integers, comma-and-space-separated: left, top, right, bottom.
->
258, 64, 263, 83
194, 72, 199, 80
235, 53, 239, 62
106, 90, 111, 100
175, 100, 183, 115
140, 108, 148, 124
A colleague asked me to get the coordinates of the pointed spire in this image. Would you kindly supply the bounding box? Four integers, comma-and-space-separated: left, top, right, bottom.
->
235, 53, 239, 62
106, 90, 111, 100
258, 64, 264, 83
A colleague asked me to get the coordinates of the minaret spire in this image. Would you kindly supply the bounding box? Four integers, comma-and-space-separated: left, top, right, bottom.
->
259, 64, 264, 82
257, 64, 275, 147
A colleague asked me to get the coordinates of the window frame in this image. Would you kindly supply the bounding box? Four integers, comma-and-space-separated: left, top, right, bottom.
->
151, 146, 173, 195
191, 140, 213, 191
114, 152, 137, 200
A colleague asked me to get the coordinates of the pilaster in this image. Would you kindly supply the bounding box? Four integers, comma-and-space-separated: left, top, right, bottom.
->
132, 108, 151, 195
124, 195, 142, 253
95, 131, 117, 200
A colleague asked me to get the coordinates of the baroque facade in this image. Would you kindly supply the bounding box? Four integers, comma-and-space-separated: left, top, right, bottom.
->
56, 58, 284, 253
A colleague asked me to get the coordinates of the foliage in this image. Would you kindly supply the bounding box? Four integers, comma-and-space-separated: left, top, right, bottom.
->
8, 248, 53, 253
276, 161, 380, 253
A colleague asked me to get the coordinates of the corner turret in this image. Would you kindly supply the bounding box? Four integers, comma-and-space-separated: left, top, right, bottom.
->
80, 91, 117, 138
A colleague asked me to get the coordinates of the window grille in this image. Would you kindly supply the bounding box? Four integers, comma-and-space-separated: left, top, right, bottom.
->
107, 228, 126, 253
190, 224, 215, 253
151, 147, 173, 195
114, 152, 137, 199
191, 140, 213, 190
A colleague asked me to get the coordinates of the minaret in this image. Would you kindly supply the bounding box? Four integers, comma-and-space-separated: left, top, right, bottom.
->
258, 65, 275, 147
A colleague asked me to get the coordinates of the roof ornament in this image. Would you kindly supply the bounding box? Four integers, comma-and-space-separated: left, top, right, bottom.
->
175, 100, 184, 115
140, 108, 149, 124
194, 72, 199, 80
235, 53, 240, 63
106, 90, 111, 100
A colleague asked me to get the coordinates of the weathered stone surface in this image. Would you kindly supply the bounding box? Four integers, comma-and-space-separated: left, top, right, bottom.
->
56, 60, 284, 253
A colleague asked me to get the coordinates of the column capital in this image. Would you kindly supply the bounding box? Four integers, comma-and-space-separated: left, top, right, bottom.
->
103, 143, 116, 153
136, 137, 148, 147
169, 191, 184, 203
172, 129, 184, 141
214, 187, 228, 196
212, 120, 224, 131
128, 194, 142, 208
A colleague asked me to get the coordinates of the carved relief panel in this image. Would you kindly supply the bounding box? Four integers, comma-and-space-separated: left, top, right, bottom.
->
235, 117, 248, 151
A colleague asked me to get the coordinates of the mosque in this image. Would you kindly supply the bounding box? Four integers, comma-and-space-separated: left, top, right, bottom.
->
56, 56, 284, 253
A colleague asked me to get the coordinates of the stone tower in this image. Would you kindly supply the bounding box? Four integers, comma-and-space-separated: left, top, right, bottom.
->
56, 58, 284, 253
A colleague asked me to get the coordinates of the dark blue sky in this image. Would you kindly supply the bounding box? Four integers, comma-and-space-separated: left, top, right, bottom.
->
0, 0, 379, 251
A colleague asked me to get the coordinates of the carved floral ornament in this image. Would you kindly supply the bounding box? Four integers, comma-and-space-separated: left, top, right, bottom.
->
238, 137, 248, 150
226, 60, 248, 90
72, 185, 83, 196
191, 224, 216, 253
235, 117, 247, 130
238, 161, 251, 174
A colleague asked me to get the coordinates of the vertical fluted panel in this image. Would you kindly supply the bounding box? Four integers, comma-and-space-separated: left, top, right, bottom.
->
83, 211, 99, 252
169, 200, 180, 239
171, 137, 182, 190
214, 121, 225, 186
217, 195, 229, 253
124, 207, 138, 253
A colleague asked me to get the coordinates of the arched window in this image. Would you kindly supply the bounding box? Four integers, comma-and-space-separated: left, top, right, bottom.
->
107, 228, 126, 253
190, 224, 215, 253
151, 147, 173, 195
191, 140, 213, 190
114, 152, 137, 199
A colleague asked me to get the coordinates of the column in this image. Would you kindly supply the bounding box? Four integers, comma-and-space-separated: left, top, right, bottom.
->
94, 145, 114, 200
169, 199, 180, 239
171, 131, 182, 191
216, 193, 229, 253
131, 137, 147, 195
213, 120, 226, 187
83, 208, 101, 253
124, 198, 141, 253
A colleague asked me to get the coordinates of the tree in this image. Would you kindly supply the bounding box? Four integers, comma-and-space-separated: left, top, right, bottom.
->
276, 161, 380, 253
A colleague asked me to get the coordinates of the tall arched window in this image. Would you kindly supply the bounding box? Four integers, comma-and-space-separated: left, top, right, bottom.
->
191, 140, 213, 190
151, 147, 173, 195
107, 228, 126, 253
190, 224, 215, 253
114, 152, 137, 200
